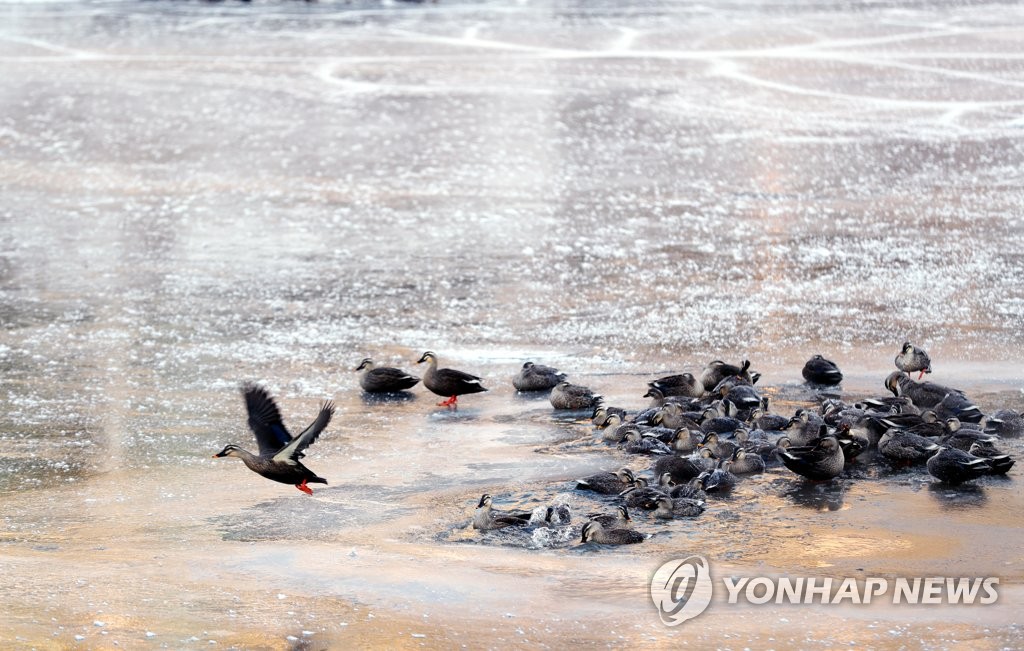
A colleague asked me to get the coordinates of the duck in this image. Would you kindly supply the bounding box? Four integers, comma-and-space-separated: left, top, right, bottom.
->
926, 447, 991, 485
878, 427, 941, 464
932, 391, 984, 424
619, 427, 672, 455
619, 479, 670, 510
778, 432, 845, 481
667, 427, 702, 454
698, 432, 737, 459
750, 401, 790, 432
543, 504, 572, 527
651, 454, 703, 484
701, 459, 738, 492
699, 406, 743, 435
597, 413, 632, 443
550, 381, 600, 410
512, 361, 567, 392
587, 505, 632, 529
884, 371, 966, 410
213, 383, 335, 496
668, 474, 709, 501
939, 418, 999, 451
729, 448, 766, 474
580, 520, 645, 545
354, 357, 420, 393
417, 351, 487, 407
733, 428, 779, 461
895, 341, 932, 379
967, 442, 1015, 475
647, 372, 703, 398
721, 384, 762, 411
700, 359, 753, 392
653, 495, 706, 519
801, 354, 843, 385
784, 409, 827, 446
473, 494, 534, 530
651, 403, 702, 431
833, 423, 870, 462
575, 467, 635, 494
984, 409, 1024, 437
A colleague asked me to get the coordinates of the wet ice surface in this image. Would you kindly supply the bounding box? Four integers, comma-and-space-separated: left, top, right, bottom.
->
2, 0, 1024, 647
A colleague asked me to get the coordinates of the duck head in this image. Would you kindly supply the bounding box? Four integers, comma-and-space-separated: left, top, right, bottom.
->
354, 358, 374, 371
213, 444, 243, 458
416, 351, 437, 365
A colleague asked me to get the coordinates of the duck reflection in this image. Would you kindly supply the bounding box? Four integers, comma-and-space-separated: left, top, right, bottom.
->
781, 479, 847, 512
927, 482, 988, 509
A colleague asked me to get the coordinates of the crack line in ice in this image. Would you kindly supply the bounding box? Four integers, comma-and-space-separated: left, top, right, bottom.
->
711, 59, 1024, 112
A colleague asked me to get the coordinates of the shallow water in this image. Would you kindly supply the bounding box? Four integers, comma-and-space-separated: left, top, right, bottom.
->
2, 0, 1024, 648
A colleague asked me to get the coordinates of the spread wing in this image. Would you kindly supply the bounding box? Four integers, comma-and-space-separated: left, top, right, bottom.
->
272, 400, 335, 463
243, 383, 292, 456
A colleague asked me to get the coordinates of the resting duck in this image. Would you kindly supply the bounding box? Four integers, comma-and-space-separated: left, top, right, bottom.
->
512, 361, 567, 392
355, 358, 420, 393
588, 505, 632, 529
802, 354, 843, 385
472, 494, 534, 530
213, 383, 335, 495
926, 447, 990, 485
417, 351, 487, 407
575, 467, 635, 494
653, 495, 706, 519
700, 359, 753, 392
580, 520, 645, 545
647, 372, 703, 398
550, 381, 600, 410
985, 409, 1024, 437
967, 442, 1015, 475
895, 341, 932, 379
778, 432, 845, 481
879, 427, 940, 464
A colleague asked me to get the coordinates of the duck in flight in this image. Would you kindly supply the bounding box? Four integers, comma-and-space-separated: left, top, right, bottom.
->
213, 383, 335, 495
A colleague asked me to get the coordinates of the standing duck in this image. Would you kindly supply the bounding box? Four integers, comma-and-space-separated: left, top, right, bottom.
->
895, 342, 932, 379
213, 383, 335, 495
355, 358, 420, 393
884, 371, 966, 410
802, 355, 843, 385
512, 361, 567, 392
417, 351, 487, 407
550, 381, 600, 410
778, 433, 845, 481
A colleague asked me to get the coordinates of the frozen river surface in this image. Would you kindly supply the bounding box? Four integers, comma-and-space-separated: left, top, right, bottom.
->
2, 0, 1024, 648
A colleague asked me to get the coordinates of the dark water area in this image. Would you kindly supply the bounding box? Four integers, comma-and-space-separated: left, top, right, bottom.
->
2, 0, 1023, 648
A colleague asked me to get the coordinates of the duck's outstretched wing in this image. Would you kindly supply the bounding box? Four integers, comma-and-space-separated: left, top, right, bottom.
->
273, 400, 335, 463
243, 383, 292, 456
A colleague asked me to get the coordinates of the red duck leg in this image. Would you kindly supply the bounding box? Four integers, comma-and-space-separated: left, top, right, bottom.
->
296, 479, 314, 495
438, 395, 458, 408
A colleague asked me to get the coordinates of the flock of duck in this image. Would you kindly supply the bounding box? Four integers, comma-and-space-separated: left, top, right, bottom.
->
213, 344, 1020, 546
